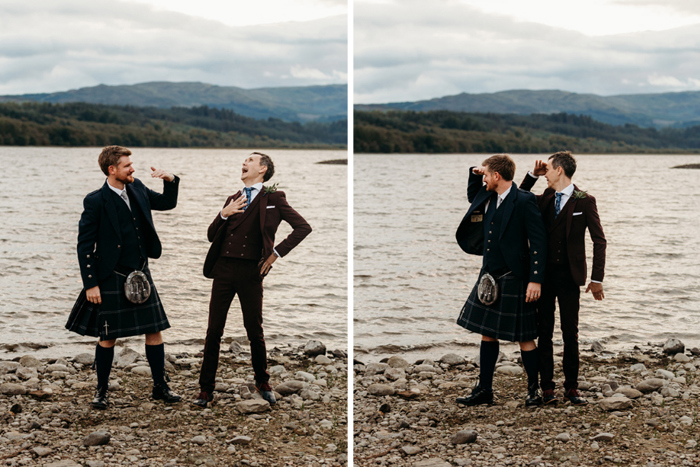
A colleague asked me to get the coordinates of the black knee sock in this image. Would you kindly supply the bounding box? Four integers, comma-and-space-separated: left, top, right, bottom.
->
95, 343, 114, 390
146, 343, 166, 387
479, 340, 499, 391
521, 348, 539, 388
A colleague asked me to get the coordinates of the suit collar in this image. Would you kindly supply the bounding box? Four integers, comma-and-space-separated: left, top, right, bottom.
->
498, 182, 517, 239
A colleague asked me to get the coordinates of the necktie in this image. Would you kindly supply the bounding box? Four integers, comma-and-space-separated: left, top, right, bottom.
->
555, 192, 563, 217
496, 194, 503, 209
243, 187, 253, 211
120, 190, 131, 211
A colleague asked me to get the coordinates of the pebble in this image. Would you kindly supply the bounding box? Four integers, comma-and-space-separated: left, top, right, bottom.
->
450, 430, 478, 444
236, 399, 270, 414
191, 435, 207, 445
368, 383, 395, 396
83, 431, 111, 447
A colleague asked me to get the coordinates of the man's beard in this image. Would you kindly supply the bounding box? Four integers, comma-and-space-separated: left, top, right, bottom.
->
116, 174, 134, 185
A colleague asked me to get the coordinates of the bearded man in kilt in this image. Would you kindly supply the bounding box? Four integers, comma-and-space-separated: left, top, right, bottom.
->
455, 154, 547, 406
68, 145, 182, 409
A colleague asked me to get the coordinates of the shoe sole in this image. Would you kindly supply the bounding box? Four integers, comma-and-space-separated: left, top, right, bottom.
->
91, 403, 108, 410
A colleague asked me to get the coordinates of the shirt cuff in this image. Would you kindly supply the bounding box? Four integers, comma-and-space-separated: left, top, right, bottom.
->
528, 171, 538, 178
590, 280, 602, 283
220, 211, 228, 220
273, 249, 280, 258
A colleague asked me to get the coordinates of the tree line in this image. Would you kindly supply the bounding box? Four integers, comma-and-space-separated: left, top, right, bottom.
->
354, 110, 700, 153
0, 102, 347, 148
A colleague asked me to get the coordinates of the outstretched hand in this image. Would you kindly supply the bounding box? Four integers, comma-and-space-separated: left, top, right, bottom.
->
532, 160, 547, 176
222, 195, 247, 217
585, 282, 605, 300
150, 167, 174, 182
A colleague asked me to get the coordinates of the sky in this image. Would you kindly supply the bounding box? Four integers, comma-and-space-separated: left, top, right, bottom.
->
355, 0, 700, 103
0, 0, 347, 95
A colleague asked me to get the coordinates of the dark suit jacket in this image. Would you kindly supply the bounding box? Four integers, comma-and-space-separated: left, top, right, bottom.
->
519, 174, 606, 286
456, 168, 547, 283
77, 176, 180, 289
203, 188, 312, 278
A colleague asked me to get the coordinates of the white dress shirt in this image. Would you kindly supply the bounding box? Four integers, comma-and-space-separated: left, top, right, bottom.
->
484, 185, 512, 213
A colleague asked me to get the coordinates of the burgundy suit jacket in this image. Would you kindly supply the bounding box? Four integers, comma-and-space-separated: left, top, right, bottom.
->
203, 188, 312, 278
520, 175, 606, 286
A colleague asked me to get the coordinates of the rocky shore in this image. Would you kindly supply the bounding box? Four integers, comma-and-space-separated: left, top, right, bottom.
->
354, 339, 700, 466
0, 340, 348, 466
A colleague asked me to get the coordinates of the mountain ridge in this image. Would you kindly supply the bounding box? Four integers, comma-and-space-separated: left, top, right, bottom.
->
355, 89, 700, 128
0, 81, 347, 123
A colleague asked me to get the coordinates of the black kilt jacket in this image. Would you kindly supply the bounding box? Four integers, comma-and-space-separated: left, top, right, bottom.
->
77, 176, 179, 290
455, 168, 548, 341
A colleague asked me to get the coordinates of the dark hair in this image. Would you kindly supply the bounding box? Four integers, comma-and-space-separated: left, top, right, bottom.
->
252, 152, 274, 182
482, 154, 515, 181
98, 146, 132, 176
548, 151, 577, 178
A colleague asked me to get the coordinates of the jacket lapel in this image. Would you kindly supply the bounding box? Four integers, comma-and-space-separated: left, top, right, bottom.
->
227, 188, 261, 231
126, 183, 155, 230
499, 182, 516, 239
101, 182, 121, 240
259, 186, 268, 233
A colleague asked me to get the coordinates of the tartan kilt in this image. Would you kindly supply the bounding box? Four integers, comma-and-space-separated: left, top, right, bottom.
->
456, 271, 538, 342
66, 266, 170, 340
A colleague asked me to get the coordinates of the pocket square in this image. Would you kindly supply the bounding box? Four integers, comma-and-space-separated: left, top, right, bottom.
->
266, 205, 276, 209
573, 212, 583, 216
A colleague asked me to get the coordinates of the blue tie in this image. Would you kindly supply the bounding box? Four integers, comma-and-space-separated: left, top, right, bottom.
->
555, 192, 563, 217
243, 187, 253, 211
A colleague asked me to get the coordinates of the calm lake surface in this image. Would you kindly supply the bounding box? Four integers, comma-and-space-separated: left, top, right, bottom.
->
0, 147, 347, 357
354, 154, 700, 361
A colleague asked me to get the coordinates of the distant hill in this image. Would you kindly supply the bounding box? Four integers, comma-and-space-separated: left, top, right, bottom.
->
356, 89, 700, 128
0, 82, 347, 123
354, 110, 700, 154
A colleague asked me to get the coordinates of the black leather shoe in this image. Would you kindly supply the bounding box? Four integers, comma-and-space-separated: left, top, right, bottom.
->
92, 387, 109, 410
525, 384, 542, 407
152, 383, 182, 403
456, 385, 493, 406
192, 391, 214, 408
564, 388, 588, 406
256, 382, 277, 405
542, 389, 558, 405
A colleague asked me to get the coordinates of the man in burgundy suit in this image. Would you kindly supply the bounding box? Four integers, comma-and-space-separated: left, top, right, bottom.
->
194, 152, 312, 407
520, 151, 606, 405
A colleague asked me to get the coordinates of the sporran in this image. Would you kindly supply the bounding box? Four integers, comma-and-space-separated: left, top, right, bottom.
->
477, 272, 498, 306
124, 270, 151, 304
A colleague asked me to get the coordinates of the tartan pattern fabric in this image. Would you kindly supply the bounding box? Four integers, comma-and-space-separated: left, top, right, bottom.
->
66, 266, 170, 339
457, 271, 538, 342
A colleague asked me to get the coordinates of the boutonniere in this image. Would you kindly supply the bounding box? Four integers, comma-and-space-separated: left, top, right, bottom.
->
572, 190, 588, 199
263, 183, 279, 196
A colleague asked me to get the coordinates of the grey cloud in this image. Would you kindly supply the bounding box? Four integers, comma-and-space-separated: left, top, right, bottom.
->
355, 0, 700, 103
0, 0, 346, 94
613, 0, 700, 15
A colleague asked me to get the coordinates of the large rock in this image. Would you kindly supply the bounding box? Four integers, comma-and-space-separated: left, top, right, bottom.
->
599, 396, 633, 411
364, 363, 389, 376
0, 361, 20, 374
115, 347, 141, 368
276, 381, 307, 395
45, 461, 81, 467
74, 353, 94, 365
0, 383, 27, 395
386, 356, 410, 368
230, 436, 252, 445
236, 399, 270, 414
131, 366, 152, 376
16, 366, 37, 380
655, 369, 675, 380
414, 459, 451, 467
615, 387, 643, 399
591, 433, 615, 442
663, 338, 685, 355
368, 383, 395, 396
385, 368, 406, 381
496, 364, 522, 375
303, 340, 326, 357
83, 431, 111, 446
450, 430, 477, 444
19, 355, 42, 368
636, 378, 666, 393
31, 446, 53, 457
439, 354, 466, 366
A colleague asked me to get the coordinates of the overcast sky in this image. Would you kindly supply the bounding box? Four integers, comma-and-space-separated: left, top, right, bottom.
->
355, 0, 700, 103
0, 0, 347, 95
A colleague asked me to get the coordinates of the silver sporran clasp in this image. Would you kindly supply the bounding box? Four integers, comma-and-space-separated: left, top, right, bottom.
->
477, 272, 498, 306
124, 270, 151, 304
